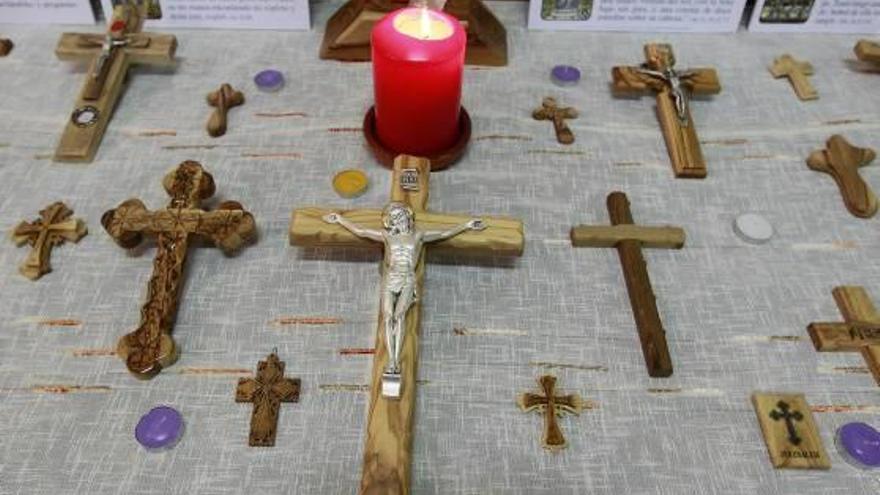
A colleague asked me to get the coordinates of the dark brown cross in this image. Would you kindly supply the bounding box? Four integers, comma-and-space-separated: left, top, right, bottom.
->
236, 352, 301, 447
206, 83, 245, 138
570, 192, 685, 377
102, 161, 256, 379
769, 54, 817, 101
612, 44, 721, 178
11, 202, 87, 280
532, 97, 578, 145
808, 286, 880, 386
0, 38, 13, 57
517, 375, 583, 451
769, 401, 803, 446
855, 40, 880, 69
807, 135, 877, 218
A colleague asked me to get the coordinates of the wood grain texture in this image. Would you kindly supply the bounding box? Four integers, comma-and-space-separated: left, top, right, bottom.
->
769, 55, 817, 101
206, 84, 244, 138
235, 353, 300, 447
0, 38, 13, 57
751, 393, 830, 469
517, 375, 583, 451
532, 97, 577, 145
854, 40, 880, 64
570, 225, 685, 249
806, 135, 877, 218
11, 202, 87, 280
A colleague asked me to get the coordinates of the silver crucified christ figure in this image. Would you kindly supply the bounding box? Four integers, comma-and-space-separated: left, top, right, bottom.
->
636, 66, 697, 125
323, 202, 486, 398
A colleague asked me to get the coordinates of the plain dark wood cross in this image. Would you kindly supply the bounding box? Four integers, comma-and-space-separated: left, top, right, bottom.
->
236, 352, 301, 447
769, 400, 803, 446
806, 135, 877, 218
11, 202, 87, 280
532, 97, 578, 144
517, 375, 583, 451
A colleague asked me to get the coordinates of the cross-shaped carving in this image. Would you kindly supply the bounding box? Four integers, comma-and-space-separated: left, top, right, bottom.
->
532, 97, 578, 144
517, 375, 583, 451
571, 192, 685, 377
855, 40, 880, 69
808, 286, 880, 386
806, 135, 877, 218
236, 352, 301, 447
206, 83, 245, 138
612, 44, 721, 178
102, 161, 256, 379
11, 202, 87, 280
769, 54, 817, 101
54, 1, 176, 162
769, 400, 803, 445
290, 155, 523, 494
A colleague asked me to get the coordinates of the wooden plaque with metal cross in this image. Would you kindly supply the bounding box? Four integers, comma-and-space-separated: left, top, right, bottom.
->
752, 392, 830, 469
855, 40, 880, 69
54, 0, 176, 163
612, 44, 721, 179
807, 286, 880, 386
290, 155, 524, 494
102, 161, 256, 379
570, 191, 685, 377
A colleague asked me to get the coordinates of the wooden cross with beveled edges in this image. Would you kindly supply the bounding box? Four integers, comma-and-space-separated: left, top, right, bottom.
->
236, 352, 301, 447
770, 54, 817, 101
54, 0, 176, 162
290, 155, 524, 495
11, 202, 87, 280
855, 40, 880, 70
102, 161, 256, 379
612, 44, 721, 178
517, 375, 583, 451
808, 286, 880, 387
806, 135, 877, 218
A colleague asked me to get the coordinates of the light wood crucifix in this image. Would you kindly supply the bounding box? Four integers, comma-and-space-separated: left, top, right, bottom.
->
612, 43, 721, 179
290, 155, 524, 494
54, 0, 176, 162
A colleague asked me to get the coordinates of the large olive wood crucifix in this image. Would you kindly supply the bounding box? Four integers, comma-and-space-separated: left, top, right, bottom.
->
290, 155, 524, 494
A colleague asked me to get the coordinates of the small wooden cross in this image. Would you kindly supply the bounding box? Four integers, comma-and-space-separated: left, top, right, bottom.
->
570, 191, 685, 377
236, 352, 301, 447
102, 161, 256, 379
517, 375, 583, 451
290, 155, 524, 494
752, 392, 830, 469
769, 54, 817, 101
11, 202, 87, 280
0, 38, 13, 57
806, 135, 877, 218
54, 1, 176, 162
612, 43, 721, 178
206, 83, 245, 138
532, 97, 578, 144
854, 40, 880, 69
808, 286, 880, 386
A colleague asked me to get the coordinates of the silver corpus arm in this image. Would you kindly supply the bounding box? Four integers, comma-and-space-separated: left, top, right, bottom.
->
423, 218, 487, 243
322, 212, 384, 242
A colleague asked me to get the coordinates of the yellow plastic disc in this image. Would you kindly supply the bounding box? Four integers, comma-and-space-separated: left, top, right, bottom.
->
332, 169, 369, 198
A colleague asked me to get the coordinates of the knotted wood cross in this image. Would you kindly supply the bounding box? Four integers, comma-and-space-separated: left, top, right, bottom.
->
517, 375, 583, 451
236, 352, 301, 447
532, 97, 578, 144
206, 83, 245, 138
102, 161, 256, 379
11, 202, 87, 280
612, 44, 721, 178
806, 135, 877, 218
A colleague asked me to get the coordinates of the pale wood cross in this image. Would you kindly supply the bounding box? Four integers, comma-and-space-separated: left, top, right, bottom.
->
236, 352, 301, 447
102, 161, 256, 379
532, 97, 578, 145
612, 43, 721, 179
290, 155, 524, 495
11, 202, 87, 280
206, 83, 245, 138
570, 192, 685, 377
854, 40, 880, 69
806, 135, 877, 218
808, 286, 880, 387
54, 1, 176, 162
517, 375, 583, 451
769, 54, 817, 101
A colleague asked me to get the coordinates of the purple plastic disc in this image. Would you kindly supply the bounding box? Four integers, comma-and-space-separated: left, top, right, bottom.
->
135, 406, 183, 450
254, 69, 285, 92
836, 422, 880, 468
551, 65, 581, 87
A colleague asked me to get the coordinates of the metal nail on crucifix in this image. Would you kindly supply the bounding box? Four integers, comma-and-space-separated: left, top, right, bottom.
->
854, 40, 880, 69
806, 135, 877, 218
612, 44, 721, 178
807, 286, 880, 386
570, 192, 685, 377
236, 352, 300, 447
102, 161, 256, 379
532, 97, 578, 144
54, 0, 176, 162
11, 202, 87, 280
290, 155, 524, 494
517, 375, 583, 451
206, 83, 245, 138
770, 54, 817, 101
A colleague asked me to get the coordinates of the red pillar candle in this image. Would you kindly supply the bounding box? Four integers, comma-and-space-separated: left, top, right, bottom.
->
371, 7, 466, 156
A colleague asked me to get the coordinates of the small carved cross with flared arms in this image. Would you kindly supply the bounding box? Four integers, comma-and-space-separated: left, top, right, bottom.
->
518, 375, 583, 451
236, 352, 300, 447
11, 202, 87, 280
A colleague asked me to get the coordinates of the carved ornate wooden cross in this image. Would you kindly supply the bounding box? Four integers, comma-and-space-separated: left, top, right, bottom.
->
236, 352, 301, 447
770, 54, 817, 101
517, 375, 583, 451
612, 44, 721, 179
54, 1, 176, 162
206, 83, 245, 138
570, 192, 685, 377
11, 202, 87, 280
102, 161, 256, 379
532, 97, 578, 145
290, 155, 523, 494
855, 40, 880, 69
808, 286, 880, 386
806, 135, 877, 218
